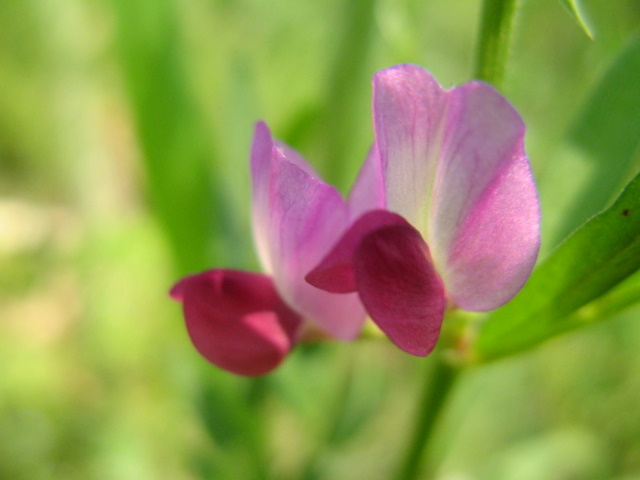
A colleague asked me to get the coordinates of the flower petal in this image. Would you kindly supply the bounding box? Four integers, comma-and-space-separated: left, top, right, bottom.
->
347, 144, 386, 221
305, 210, 408, 293
372, 64, 448, 230
273, 140, 320, 178
430, 82, 540, 310
170, 269, 302, 376
353, 224, 445, 356
250, 122, 367, 339
373, 65, 540, 311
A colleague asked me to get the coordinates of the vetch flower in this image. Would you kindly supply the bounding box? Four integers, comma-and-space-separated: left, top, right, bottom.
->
170, 122, 383, 375
306, 64, 540, 357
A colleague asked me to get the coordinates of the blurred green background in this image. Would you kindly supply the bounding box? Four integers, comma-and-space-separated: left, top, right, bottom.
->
1, 0, 640, 479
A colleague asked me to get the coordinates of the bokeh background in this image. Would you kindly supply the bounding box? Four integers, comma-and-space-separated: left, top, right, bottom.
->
1, 0, 640, 479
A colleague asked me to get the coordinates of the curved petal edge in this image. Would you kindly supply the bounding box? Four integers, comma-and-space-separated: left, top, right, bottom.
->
306, 210, 410, 293
170, 269, 302, 376
372, 65, 540, 311
354, 224, 446, 356
250, 122, 368, 340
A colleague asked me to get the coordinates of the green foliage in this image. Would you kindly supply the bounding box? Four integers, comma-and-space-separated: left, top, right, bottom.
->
314, 0, 377, 189
108, 0, 235, 274
559, 0, 594, 38
1, 0, 640, 479
474, 0, 519, 87
552, 32, 640, 244
476, 171, 640, 361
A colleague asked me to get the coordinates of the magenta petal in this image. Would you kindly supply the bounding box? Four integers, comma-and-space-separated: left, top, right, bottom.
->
431, 82, 540, 310
353, 225, 446, 356
443, 145, 540, 310
373, 65, 540, 311
250, 122, 367, 339
170, 270, 302, 376
347, 145, 386, 221
306, 210, 410, 293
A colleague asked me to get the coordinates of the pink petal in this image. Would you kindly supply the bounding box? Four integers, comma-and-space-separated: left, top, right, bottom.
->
250, 122, 277, 273
372, 65, 448, 230
306, 210, 408, 293
273, 140, 320, 178
373, 65, 540, 311
170, 270, 302, 376
431, 82, 540, 309
347, 145, 386, 221
353, 224, 445, 356
250, 122, 367, 339
306, 210, 446, 356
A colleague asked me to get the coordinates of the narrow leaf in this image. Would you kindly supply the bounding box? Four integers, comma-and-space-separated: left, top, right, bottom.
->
548, 32, 640, 245
317, 0, 376, 190
109, 0, 237, 274
570, 268, 640, 326
559, 0, 594, 38
475, 171, 640, 361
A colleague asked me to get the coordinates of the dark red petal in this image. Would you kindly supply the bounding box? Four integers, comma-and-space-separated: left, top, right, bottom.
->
354, 225, 445, 356
170, 270, 302, 376
305, 210, 409, 293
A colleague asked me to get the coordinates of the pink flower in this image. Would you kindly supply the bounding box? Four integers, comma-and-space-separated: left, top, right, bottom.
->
306, 64, 540, 356
171, 64, 540, 374
170, 122, 383, 375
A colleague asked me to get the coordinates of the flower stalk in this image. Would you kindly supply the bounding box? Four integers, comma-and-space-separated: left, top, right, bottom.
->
395, 357, 459, 480
475, 0, 519, 88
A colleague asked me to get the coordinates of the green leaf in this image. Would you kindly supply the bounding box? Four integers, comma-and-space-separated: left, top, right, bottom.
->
316, 0, 376, 191
569, 268, 640, 326
109, 0, 241, 274
195, 373, 271, 479
559, 0, 594, 38
547, 32, 640, 245
475, 171, 640, 362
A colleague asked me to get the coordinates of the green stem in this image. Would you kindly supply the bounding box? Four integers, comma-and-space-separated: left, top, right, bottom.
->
474, 0, 519, 88
395, 358, 459, 480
